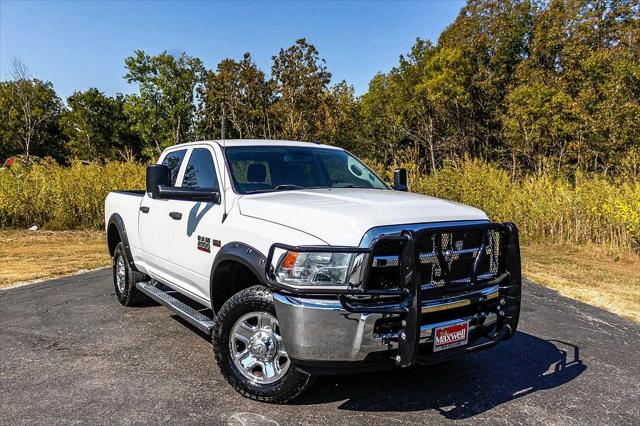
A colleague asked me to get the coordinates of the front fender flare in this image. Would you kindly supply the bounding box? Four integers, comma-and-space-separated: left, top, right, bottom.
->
209, 242, 269, 304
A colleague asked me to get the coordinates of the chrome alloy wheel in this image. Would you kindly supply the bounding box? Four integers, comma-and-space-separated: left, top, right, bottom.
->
115, 255, 126, 294
229, 312, 290, 384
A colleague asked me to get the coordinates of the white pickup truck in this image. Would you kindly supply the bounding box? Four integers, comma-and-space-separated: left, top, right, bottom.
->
105, 139, 521, 402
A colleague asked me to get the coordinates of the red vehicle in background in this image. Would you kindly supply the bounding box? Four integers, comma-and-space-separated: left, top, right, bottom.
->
2, 155, 42, 169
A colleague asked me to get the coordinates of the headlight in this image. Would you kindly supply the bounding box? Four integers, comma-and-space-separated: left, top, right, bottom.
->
275, 251, 355, 286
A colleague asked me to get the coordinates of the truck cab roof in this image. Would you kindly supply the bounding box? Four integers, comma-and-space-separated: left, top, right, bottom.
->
172, 139, 342, 150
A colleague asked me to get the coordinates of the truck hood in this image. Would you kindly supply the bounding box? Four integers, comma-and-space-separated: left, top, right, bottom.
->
237, 189, 488, 246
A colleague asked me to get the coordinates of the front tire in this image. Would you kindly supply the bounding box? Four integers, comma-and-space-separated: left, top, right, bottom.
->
112, 242, 146, 306
212, 285, 314, 403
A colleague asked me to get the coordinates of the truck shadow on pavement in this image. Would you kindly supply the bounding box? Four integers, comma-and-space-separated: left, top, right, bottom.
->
296, 332, 586, 420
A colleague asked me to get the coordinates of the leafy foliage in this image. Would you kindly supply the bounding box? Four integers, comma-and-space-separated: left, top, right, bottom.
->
2, 1, 639, 175
197, 53, 273, 140
0, 0, 639, 248
61, 89, 142, 161
0, 64, 65, 161
124, 50, 205, 156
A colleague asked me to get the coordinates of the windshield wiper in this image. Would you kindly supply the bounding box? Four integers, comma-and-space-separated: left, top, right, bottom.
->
274, 184, 305, 191
243, 184, 306, 195
331, 184, 376, 189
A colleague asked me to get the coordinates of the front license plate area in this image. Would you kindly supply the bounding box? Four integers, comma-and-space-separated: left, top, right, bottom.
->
433, 321, 469, 352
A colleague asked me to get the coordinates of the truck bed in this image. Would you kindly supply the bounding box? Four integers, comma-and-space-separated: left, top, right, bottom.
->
105, 190, 145, 260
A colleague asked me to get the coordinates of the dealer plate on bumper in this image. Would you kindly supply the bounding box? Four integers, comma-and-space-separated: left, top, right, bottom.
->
433, 321, 469, 352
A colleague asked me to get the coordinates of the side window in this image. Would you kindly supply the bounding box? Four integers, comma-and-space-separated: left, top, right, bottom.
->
181, 148, 219, 189
162, 150, 186, 186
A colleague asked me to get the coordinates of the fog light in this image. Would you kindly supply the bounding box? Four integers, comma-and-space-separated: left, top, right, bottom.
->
499, 298, 506, 306
498, 310, 505, 317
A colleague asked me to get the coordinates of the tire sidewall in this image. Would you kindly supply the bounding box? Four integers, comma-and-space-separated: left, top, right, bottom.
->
113, 243, 133, 305
213, 287, 310, 400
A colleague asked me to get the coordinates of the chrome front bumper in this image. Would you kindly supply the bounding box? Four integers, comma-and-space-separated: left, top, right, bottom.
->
273, 285, 501, 363
273, 293, 384, 362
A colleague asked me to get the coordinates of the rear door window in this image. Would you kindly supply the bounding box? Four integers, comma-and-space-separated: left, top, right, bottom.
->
162, 149, 187, 186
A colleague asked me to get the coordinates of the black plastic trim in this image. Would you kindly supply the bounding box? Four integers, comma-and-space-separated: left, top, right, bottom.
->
111, 190, 145, 196
107, 213, 136, 269
292, 355, 396, 376
210, 242, 269, 307
502, 222, 522, 336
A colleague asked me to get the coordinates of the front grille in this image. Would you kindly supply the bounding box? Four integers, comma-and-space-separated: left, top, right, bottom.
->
367, 226, 506, 297
417, 228, 503, 296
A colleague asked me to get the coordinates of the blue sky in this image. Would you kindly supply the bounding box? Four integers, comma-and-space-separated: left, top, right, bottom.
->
0, 0, 465, 100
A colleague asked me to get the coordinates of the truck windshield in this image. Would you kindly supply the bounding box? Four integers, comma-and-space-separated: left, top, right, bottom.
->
224, 146, 389, 194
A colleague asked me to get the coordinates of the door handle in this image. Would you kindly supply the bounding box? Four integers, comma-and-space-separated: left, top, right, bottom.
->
140, 206, 150, 213
169, 212, 182, 220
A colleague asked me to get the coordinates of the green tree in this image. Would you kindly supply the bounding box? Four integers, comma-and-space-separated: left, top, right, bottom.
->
358, 73, 407, 163
503, 82, 577, 175
0, 60, 65, 161
575, 48, 640, 173
61, 88, 142, 161
197, 53, 274, 140
124, 50, 205, 157
416, 46, 473, 169
438, 0, 534, 161
358, 39, 473, 171
270, 38, 332, 141
359, 39, 439, 166
513, 0, 640, 174
316, 80, 359, 152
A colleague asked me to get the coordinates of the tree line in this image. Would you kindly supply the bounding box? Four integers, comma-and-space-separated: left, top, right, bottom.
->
1, 0, 638, 177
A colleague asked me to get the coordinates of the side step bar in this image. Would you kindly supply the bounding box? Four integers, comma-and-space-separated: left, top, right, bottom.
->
136, 281, 215, 335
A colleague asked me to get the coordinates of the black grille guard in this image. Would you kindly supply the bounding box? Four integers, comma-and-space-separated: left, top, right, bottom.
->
265, 222, 522, 367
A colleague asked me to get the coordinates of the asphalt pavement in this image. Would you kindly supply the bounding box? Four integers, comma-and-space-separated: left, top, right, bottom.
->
1, 269, 638, 425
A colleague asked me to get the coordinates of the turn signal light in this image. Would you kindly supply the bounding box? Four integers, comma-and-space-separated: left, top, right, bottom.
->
280, 251, 299, 269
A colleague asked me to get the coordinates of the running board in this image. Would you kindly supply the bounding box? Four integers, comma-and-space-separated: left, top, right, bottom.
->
136, 281, 215, 335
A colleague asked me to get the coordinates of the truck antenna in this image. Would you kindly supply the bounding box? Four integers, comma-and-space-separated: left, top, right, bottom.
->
221, 103, 228, 223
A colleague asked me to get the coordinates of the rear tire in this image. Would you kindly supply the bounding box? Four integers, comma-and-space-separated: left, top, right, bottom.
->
212, 285, 314, 403
112, 242, 146, 306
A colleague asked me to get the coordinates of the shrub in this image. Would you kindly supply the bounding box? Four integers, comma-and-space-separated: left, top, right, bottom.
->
0, 160, 145, 229
369, 158, 639, 250
1, 158, 638, 250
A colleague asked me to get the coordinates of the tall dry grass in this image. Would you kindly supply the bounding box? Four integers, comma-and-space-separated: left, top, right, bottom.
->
0, 159, 638, 250
0, 160, 145, 229
370, 159, 640, 250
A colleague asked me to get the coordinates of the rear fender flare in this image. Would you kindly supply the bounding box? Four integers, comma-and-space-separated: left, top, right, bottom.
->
107, 213, 136, 269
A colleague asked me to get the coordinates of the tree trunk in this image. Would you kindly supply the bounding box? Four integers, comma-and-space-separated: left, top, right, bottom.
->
175, 115, 181, 145
428, 118, 436, 173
